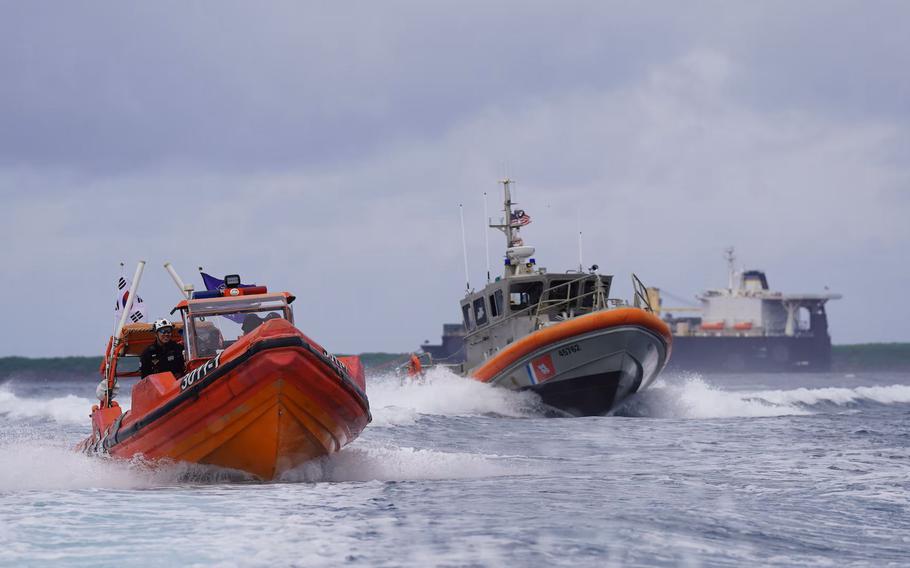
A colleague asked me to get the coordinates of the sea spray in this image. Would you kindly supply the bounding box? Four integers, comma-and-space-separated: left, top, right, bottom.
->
280, 444, 519, 483
366, 366, 545, 427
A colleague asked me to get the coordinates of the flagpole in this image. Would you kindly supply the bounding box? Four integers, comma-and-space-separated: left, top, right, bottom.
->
113, 261, 125, 337
164, 261, 191, 299
107, 260, 145, 406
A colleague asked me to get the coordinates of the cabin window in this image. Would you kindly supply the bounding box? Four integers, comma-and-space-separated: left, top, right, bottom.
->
546, 279, 581, 313
547, 280, 573, 304
579, 276, 610, 309
190, 308, 287, 357
599, 275, 612, 297
473, 297, 488, 327
185, 297, 290, 358
509, 281, 544, 312
489, 289, 504, 318
581, 278, 596, 308
548, 280, 570, 295
461, 303, 473, 330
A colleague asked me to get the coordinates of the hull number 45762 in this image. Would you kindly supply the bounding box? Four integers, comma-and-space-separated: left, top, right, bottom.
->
558, 344, 581, 357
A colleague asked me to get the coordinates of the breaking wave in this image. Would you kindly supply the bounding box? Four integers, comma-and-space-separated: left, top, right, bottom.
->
749, 384, 910, 407
366, 366, 545, 426
617, 377, 910, 419
0, 384, 95, 425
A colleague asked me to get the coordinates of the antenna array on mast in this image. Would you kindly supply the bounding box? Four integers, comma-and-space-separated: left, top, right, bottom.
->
483, 192, 491, 284
459, 204, 471, 293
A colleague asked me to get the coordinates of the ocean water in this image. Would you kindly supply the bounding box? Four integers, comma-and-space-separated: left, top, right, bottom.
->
1, 368, 908, 567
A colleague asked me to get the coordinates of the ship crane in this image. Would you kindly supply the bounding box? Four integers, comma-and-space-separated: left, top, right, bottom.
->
644, 287, 702, 316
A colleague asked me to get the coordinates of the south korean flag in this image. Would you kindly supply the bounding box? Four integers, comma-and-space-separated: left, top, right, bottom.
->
114, 268, 147, 326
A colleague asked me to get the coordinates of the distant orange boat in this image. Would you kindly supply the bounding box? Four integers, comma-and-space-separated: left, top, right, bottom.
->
78, 268, 370, 480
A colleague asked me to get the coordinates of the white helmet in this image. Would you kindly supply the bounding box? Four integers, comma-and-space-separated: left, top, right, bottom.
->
153, 318, 174, 332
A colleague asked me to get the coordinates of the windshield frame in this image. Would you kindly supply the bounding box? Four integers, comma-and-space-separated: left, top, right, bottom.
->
181, 294, 293, 360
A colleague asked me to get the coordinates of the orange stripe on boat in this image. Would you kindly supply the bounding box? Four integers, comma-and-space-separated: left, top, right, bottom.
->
471, 307, 672, 383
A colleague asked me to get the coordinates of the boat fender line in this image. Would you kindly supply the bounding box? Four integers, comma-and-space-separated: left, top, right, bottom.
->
112, 336, 371, 447
471, 308, 672, 383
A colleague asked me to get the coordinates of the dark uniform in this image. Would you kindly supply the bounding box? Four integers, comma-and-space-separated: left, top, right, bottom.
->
140, 340, 186, 378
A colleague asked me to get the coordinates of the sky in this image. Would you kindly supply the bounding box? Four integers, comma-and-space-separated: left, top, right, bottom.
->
1, 1, 908, 357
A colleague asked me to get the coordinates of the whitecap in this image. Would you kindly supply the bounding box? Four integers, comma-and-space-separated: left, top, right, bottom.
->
0, 384, 96, 425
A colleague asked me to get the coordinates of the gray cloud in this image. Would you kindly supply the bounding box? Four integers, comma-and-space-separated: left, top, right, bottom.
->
1, 2, 909, 356
4, 2, 908, 173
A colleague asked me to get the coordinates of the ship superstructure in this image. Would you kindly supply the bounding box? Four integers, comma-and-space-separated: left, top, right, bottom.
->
656, 248, 841, 372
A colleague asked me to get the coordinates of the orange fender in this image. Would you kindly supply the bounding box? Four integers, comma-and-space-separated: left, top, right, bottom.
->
471, 307, 672, 383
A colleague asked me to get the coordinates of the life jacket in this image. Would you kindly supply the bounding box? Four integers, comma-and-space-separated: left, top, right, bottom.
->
407, 354, 422, 377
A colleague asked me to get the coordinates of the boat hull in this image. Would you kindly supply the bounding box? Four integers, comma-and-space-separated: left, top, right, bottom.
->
666, 334, 832, 373
470, 309, 671, 416
80, 325, 370, 480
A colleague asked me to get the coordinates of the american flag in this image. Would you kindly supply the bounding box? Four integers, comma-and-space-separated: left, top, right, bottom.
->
510, 209, 531, 227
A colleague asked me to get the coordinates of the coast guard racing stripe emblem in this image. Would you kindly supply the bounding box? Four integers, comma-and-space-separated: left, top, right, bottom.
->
527, 354, 556, 385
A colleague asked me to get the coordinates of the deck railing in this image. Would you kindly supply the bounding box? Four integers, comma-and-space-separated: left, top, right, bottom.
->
464, 273, 622, 340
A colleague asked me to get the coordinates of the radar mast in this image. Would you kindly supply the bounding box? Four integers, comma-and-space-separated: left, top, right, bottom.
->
489, 178, 536, 278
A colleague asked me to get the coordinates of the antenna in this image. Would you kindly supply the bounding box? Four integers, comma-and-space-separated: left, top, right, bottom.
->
724, 246, 736, 291
578, 230, 584, 272
500, 178, 515, 249
459, 204, 471, 293
483, 191, 491, 283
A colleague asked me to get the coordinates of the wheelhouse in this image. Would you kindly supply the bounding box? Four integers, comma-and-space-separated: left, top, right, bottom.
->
460, 273, 613, 331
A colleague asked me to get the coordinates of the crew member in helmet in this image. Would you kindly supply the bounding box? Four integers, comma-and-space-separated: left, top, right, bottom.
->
140, 319, 186, 379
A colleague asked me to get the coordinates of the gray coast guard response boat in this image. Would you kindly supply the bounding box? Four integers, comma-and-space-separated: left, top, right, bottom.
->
429, 180, 672, 416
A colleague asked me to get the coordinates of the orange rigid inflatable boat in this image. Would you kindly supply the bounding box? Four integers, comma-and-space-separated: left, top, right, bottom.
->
78, 278, 370, 480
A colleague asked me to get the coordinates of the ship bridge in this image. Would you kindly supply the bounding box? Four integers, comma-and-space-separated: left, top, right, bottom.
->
779, 293, 843, 337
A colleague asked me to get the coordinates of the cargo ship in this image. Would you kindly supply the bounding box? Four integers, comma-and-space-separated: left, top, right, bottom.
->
653, 248, 841, 372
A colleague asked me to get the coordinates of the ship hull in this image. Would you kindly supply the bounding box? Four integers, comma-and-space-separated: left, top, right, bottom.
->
79, 322, 370, 480
666, 335, 832, 373
470, 309, 671, 417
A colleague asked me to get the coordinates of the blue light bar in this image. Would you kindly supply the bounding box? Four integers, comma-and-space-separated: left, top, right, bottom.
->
192, 290, 222, 299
